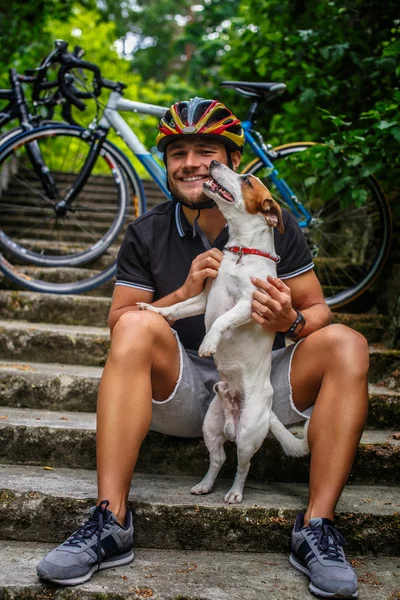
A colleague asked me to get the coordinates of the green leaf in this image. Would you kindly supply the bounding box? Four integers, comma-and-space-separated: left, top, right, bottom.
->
390, 127, 400, 142
304, 176, 318, 187
377, 120, 397, 130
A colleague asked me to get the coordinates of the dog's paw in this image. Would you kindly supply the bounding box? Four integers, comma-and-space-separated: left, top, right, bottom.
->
136, 302, 170, 319
191, 482, 213, 495
136, 302, 153, 311
224, 489, 243, 504
198, 336, 219, 357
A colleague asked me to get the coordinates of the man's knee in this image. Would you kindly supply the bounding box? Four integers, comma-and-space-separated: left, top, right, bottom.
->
110, 310, 173, 362
320, 324, 369, 377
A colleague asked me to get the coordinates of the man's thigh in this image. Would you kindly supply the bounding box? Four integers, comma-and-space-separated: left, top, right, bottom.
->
150, 334, 220, 438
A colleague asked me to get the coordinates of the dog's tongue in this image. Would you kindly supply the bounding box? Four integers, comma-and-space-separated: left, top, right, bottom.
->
210, 179, 233, 202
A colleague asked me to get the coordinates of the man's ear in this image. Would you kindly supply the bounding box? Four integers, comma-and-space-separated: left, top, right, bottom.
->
231, 151, 241, 171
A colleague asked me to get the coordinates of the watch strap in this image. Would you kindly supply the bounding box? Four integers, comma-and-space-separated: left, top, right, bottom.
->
282, 309, 306, 338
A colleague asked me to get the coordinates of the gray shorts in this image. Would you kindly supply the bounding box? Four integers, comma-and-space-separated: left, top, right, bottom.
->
150, 330, 313, 438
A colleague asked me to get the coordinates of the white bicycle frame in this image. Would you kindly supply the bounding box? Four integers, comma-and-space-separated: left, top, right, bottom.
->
99, 91, 171, 199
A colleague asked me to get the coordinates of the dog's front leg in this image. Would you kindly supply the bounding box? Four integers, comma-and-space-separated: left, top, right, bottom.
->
199, 298, 251, 357
137, 289, 207, 321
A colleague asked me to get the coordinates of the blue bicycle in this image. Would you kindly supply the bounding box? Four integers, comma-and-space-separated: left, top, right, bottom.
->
0, 46, 391, 308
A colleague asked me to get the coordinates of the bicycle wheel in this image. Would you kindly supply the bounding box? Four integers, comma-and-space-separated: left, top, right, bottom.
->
0, 124, 146, 294
242, 142, 392, 309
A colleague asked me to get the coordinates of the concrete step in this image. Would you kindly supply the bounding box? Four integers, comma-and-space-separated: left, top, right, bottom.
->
1, 361, 399, 428
0, 321, 110, 367
0, 320, 398, 384
1, 542, 399, 600
0, 292, 111, 327
1, 465, 399, 556
0, 407, 399, 483
0, 290, 390, 342
0, 273, 114, 297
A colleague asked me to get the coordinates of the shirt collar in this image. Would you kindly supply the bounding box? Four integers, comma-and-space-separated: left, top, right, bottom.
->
175, 203, 228, 238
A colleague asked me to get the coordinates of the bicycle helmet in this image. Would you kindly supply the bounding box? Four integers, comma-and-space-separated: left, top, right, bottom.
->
156, 97, 244, 154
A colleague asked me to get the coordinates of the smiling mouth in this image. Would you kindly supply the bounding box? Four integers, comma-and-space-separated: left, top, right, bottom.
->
204, 179, 234, 202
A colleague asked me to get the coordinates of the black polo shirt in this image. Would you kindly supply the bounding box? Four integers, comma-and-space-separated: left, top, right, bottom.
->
116, 201, 314, 352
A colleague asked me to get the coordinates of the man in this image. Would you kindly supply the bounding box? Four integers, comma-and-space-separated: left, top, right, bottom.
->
37, 98, 368, 598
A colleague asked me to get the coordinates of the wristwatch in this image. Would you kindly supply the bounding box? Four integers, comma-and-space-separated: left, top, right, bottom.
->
281, 309, 306, 339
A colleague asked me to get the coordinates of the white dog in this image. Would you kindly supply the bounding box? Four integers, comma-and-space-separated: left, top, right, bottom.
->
138, 160, 309, 504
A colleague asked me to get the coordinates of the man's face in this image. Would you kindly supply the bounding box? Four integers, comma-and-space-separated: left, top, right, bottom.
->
166, 137, 241, 207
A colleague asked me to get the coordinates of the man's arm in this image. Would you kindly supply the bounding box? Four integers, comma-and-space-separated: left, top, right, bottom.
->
109, 248, 224, 333
251, 270, 331, 339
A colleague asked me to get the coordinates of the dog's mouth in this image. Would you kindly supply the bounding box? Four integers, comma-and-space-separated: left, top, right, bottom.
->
203, 179, 234, 202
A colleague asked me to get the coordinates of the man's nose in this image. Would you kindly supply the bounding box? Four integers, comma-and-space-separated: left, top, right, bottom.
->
183, 150, 201, 169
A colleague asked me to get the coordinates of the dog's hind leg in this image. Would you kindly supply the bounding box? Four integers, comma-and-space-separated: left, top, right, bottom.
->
224, 389, 272, 504
191, 396, 227, 495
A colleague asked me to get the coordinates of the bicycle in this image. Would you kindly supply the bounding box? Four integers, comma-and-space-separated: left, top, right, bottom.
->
0, 41, 88, 146
0, 44, 392, 308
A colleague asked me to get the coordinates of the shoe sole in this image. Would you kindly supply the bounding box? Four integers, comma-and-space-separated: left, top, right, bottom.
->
289, 553, 358, 599
38, 549, 134, 586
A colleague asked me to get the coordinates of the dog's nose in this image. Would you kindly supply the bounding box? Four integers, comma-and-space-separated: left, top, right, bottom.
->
210, 160, 220, 168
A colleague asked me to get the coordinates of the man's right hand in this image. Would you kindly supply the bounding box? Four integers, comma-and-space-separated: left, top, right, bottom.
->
180, 248, 224, 299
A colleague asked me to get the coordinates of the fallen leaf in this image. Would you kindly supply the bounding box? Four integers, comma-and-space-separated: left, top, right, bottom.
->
59, 417, 69, 421
133, 588, 154, 598
121, 575, 128, 580
0, 416, 9, 420
392, 433, 400, 440
43, 466, 53, 471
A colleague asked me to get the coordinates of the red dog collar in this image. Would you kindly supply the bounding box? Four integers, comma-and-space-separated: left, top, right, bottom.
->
226, 245, 281, 265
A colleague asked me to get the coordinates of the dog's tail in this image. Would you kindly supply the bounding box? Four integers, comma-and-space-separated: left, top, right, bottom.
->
269, 411, 309, 457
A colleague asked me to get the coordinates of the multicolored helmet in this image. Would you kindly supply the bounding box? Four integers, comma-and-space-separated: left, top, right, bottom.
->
156, 97, 244, 153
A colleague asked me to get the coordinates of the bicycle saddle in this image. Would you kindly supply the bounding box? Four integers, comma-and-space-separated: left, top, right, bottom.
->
220, 81, 287, 100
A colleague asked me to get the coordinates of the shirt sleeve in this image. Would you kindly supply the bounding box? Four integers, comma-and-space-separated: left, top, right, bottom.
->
276, 209, 314, 279
115, 222, 156, 293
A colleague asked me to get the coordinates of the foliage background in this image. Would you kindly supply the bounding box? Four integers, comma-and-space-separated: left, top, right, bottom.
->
0, 0, 399, 320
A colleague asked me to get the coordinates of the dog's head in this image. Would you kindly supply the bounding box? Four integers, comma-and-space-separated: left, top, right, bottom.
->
203, 160, 284, 234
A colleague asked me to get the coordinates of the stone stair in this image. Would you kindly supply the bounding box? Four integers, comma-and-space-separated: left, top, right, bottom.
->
0, 190, 399, 598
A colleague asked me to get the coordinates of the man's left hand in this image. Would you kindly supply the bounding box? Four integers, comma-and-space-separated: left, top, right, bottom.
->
251, 275, 297, 332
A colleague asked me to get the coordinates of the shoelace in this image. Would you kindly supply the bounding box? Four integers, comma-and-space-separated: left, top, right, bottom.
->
64, 500, 110, 568
311, 523, 348, 562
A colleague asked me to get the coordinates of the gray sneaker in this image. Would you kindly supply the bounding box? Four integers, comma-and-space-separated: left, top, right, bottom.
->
289, 513, 358, 598
37, 500, 134, 586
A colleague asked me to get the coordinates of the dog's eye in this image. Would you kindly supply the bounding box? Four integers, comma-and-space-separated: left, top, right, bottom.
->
242, 176, 252, 186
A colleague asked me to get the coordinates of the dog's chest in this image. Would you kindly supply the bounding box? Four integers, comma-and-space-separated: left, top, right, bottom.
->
205, 253, 277, 327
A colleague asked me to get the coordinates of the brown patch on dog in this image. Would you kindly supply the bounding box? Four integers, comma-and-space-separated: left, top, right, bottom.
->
242, 176, 284, 234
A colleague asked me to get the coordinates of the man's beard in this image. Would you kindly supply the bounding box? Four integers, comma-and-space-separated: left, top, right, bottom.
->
168, 180, 215, 209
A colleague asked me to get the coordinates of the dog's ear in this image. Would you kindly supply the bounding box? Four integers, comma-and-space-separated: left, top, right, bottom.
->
261, 198, 284, 234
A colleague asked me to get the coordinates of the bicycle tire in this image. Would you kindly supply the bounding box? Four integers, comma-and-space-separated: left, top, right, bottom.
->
242, 142, 392, 309
0, 124, 139, 265
0, 124, 146, 294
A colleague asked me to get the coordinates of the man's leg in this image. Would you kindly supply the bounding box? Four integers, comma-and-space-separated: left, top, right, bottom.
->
96, 310, 180, 525
290, 323, 369, 523
36, 310, 178, 585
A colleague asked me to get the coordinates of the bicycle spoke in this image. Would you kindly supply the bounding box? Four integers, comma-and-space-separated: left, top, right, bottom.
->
9, 173, 55, 206
12, 213, 57, 240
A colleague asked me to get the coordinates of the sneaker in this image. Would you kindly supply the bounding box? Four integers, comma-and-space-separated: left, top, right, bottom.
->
37, 500, 134, 586
289, 513, 358, 598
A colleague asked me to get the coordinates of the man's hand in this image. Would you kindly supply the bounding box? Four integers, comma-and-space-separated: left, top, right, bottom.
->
180, 248, 224, 300
251, 275, 297, 332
